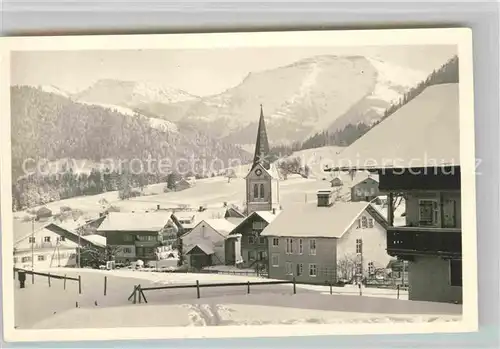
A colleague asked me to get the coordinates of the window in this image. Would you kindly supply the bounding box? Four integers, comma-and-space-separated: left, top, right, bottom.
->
260, 184, 265, 199
309, 239, 317, 255
419, 199, 439, 226
285, 262, 293, 275
13, 257, 18, 263
123, 247, 132, 254
259, 236, 266, 245
368, 262, 375, 275
57, 236, 66, 242
123, 234, 133, 242
28, 237, 35, 244
248, 250, 256, 261
272, 238, 279, 247
253, 221, 266, 230
298, 239, 303, 254
271, 253, 279, 267
286, 238, 293, 254
37, 255, 45, 261
248, 235, 256, 244
368, 218, 374, 228
44, 236, 51, 243
309, 264, 317, 277
69, 253, 76, 259
361, 216, 368, 228
21, 256, 31, 263
356, 219, 361, 229
356, 239, 363, 254
253, 184, 259, 199
450, 259, 462, 287
296, 263, 303, 276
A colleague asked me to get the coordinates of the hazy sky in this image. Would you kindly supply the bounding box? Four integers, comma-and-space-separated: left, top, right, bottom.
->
11, 45, 456, 96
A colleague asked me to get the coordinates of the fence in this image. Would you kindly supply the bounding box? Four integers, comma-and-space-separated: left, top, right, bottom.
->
14, 267, 82, 293
128, 279, 296, 304
199, 269, 265, 277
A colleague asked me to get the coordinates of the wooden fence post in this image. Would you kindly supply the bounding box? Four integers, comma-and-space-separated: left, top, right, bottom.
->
78, 275, 82, 294
330, 282, 333, 295
31, 271, 34, 284
397, 285, 400, 300
138, 285, 142, 304
104, 276, 107, 296
133, 285, 138, 304
64, 275, 67, 290
48, 273, 51, 287
358, 283, 362, 296
247, 281, 250, 294
293, 277, 296, 294
196, 280, 200, 299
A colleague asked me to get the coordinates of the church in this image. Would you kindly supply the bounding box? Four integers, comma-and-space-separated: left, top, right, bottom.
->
224, 105, 282, 271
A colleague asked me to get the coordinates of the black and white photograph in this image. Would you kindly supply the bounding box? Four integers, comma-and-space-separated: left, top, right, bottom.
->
0, 29, 477, 342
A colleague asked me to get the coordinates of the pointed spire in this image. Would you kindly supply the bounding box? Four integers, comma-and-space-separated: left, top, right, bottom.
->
252, 104, 271, 170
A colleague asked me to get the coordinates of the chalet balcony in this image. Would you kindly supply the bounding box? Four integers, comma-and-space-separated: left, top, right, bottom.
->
387, 226, 462, 258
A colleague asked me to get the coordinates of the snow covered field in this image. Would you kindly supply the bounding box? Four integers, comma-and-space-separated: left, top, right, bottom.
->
14, 269, 460, 330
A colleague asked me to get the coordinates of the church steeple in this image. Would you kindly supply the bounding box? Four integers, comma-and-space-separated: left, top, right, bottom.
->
252, 104, 271, 170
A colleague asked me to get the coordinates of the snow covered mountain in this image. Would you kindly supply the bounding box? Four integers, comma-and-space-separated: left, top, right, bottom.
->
74, 79, 200, 111
35, 85, 72, 98
41, 55, 427, 146
180, 55, 427, 145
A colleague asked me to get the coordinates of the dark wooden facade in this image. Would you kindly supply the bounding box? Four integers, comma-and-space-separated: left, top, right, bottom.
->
380, 166, 462, 260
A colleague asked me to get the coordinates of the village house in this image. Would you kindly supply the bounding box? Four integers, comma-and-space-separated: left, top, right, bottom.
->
327, 83, 462, 304
13, 220, 105, 269
181, 218, 241, 270
261, 189, 390, 284
350, 177, 380, 202
97, 212, 173, 264
225, 210, 280, 270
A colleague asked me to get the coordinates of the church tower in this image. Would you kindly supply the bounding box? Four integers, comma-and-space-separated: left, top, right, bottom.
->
245, 105, 280, 214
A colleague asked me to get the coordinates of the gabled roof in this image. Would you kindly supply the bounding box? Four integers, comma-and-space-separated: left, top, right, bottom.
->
245, 162, 281, 180
43, 223, 106, 249
185, 243, 214, 255
327, 83, 460, 171
352, 177, 379, 187
203, 219, 238, 237
261, 201, 370, 238
97, 212, 172, 232
224, 206, 246, 218
229, 210, 281, 235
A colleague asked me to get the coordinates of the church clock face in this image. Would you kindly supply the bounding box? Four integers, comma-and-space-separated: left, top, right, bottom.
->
255, 169, 262, 176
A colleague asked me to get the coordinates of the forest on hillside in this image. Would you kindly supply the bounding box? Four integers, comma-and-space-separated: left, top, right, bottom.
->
10, 86, 250, 210
271, 55, 459, 156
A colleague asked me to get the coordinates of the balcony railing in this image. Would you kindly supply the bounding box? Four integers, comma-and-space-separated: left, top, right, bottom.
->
387, 226, 462, 258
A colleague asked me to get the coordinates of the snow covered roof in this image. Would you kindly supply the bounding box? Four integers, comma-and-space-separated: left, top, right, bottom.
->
185, 243, 214, 255
261, 201, 370, 238
229, 210, 281, 235
82, 234, 106, 248
254, 210, 281, 224
97, 212, 172, 232
200, 219, 238, 237
328, 83, 460, 170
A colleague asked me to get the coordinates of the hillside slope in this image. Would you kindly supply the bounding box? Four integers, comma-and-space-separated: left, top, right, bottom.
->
10, 86, 250, 180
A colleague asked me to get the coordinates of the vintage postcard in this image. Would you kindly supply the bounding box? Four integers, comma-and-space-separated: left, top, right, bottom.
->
0, 29, 477, 342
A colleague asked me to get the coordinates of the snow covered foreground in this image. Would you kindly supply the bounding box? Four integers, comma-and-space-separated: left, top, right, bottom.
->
16, 269, 461, 330
33, 302, 461, 329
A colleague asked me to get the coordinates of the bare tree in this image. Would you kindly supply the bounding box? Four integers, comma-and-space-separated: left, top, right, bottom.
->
278, 157, 309, 180
336, 253, 357, 282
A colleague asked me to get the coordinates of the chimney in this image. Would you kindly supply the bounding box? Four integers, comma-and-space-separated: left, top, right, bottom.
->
317, 190, 334, 207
